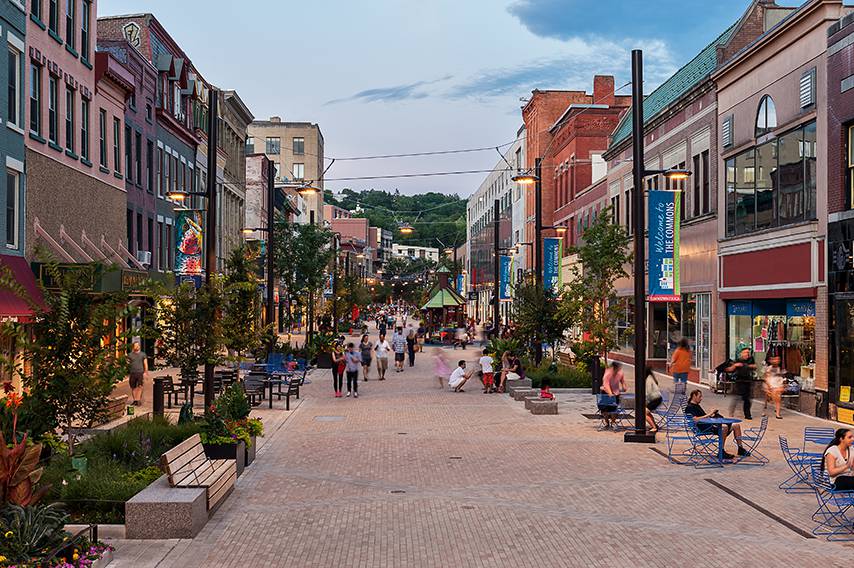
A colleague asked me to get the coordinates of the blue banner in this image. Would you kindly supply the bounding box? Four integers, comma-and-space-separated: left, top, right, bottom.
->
543, 237, 563, 293
456, 274, 464, 295
499, 255, 511, 300
648, 190, 681, 302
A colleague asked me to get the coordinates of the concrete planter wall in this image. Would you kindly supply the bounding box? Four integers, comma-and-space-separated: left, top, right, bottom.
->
245, 435, 256, 466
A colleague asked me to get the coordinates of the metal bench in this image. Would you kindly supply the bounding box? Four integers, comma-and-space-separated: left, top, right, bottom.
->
160, 433, 236, 512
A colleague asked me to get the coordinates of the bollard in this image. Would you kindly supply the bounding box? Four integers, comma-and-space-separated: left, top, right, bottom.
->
153, 377, 166, 416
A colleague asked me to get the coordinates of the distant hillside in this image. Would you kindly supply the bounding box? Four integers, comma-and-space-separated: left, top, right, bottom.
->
325, 189, 466, 248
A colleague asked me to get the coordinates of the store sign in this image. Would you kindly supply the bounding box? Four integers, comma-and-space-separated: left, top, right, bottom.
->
727, 301, 752, 316
786, 300, 815, 317
175, 210, 204, 275
648, 190, 681, 302
499, 255, 511, 301
543, 237, 563, 293
121, 270, 148, 291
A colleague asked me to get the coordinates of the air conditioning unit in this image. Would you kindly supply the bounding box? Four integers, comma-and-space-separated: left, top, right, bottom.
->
136, 250, 152, 266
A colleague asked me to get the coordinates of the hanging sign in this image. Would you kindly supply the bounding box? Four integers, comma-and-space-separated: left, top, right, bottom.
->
499, 255, 512, 301
543, 237, 563, 294
456, 274, 464, 295
175, 210, 204, 275
648, 190, 681, 302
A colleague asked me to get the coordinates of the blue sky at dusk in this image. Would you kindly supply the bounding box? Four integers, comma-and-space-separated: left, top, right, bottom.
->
99, 0, 783, 196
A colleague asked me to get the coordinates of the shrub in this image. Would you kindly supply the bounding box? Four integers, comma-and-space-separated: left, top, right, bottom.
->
214, 383, 250, 421
0, 503, 69, 564
484, 338, 522, 357
524, 360, 591, 389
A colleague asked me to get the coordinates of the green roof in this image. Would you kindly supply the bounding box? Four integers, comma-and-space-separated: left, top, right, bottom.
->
422, 288, 465, 309
609, 23, 737, 150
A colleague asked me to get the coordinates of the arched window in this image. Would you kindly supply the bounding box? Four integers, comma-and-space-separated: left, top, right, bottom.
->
755, 95, 777, 137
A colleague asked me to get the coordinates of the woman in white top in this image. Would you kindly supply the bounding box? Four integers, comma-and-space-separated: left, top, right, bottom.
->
644, 368, 663, 433
763, 354, 785, 420
823, 428, 854, 490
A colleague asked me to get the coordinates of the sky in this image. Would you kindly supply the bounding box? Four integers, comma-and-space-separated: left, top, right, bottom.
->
99, 0, 767, 197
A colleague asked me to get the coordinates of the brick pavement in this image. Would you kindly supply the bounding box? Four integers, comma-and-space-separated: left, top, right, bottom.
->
108, 345, 853, 568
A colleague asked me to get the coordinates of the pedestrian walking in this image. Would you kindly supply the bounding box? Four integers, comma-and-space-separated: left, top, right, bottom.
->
331, 343, 345, 397
668, 338, 692, 384
645, 368, 663, 433
406, 329, 417, 367
727, 347, 756, 420
435, 349, 451, 389
360, 334, 373, 381
128, 341, 148, 406
392, 327, 407, 372
375, 333, 391, 380
763, 353, 785, 419
344, 343, 361, 398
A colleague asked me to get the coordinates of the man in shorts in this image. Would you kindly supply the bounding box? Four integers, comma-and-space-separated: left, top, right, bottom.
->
128, 341, 148, 406
479, 350, 494, 393
448, 360, 473, 392
391, 327, 407, 372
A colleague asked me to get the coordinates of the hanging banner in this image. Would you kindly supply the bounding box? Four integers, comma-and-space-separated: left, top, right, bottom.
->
543, 237, 563, 293
175, 210, 204, 275
323, 273, 333, 298
499, 255, 512, 301
648, 190, 681, 302
456, 274, 464, 295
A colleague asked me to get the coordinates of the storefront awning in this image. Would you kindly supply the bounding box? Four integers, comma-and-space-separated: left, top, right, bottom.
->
0, 255, 44, 323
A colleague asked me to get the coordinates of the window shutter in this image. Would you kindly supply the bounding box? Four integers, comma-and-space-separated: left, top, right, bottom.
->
800, 68, 816, 108
721, 116, 733, 148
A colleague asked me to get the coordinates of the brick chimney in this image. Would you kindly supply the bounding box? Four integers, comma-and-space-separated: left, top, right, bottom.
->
593, 75, 615, 106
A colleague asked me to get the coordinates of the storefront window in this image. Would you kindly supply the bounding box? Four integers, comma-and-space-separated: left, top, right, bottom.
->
681, 296, 697, 364
650, 303, 667, 359
725, 120, 816, 236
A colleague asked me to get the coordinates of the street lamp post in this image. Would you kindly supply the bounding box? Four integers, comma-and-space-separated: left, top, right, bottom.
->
534, 158, 543, 287
624, 49, 691, 444
203, 89, 219, 410
332, 233, 340, 333
493, 198, 500, 332
265, 160, 276, 357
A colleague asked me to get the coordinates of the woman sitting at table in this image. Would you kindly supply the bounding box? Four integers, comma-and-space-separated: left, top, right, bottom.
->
684, 389, 748, 459
823, 428, 854, 490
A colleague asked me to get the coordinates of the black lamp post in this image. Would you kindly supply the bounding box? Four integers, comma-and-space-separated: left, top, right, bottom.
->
624, 49, 691, 444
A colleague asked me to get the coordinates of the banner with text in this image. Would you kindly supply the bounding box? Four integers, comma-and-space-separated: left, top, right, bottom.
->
648, 190, 681, 302
543, 237, 563, 294
175, 210, 204, 275
499, 255, 512, 300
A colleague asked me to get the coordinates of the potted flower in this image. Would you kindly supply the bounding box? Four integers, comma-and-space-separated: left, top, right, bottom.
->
200, 408, 246, 477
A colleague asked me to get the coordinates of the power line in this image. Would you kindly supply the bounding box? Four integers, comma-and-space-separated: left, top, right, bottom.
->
324, 169, 507, 182
329, 141, 517, 161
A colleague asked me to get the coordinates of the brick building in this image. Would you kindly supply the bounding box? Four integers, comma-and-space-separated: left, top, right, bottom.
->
825, 8, 854, 423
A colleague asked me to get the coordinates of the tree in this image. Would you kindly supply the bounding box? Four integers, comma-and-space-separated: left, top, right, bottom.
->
337, 274, 370, 323
561, 207, 632, 362
222, 245, 263, 358
272, 220, 334, 336
0, 263, 133, 454
511, 281, 572, 363
158, 279, 224, 383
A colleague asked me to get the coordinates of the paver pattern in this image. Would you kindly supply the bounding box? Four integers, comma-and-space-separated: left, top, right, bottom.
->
109, 344, 853, 567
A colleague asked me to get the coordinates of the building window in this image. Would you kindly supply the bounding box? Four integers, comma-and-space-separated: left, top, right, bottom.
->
65, 0, 75, 49
48, 0, 57, 33
293, 163, 304, 180
146, 140, 153, 192
726, 120, 816, 236
5, 171, 18, 248
7, 48, 21, 129
31, 0, 41, 20
265, 137, 280, 154
722, 115, 733, 148
755, 95, 777, 138
157, 148, 164, 197
157, 221, 164, 270
847, 125, 854, 210
98, 108, 106, 166
29, 64, 40, 135
64, 88, 74, 152
80, 0, 90, 61
128, 90, 136, 111
124, 125, 132, 180
47, 76, 58, 144
245, 136, 254, 153
113, 117, 121, 173
145, 103, 152, 122
80, 98, 89, 160
800, 67, 816, 108
293, 137, 304, 154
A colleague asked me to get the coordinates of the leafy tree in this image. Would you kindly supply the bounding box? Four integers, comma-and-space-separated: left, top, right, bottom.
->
0, 263, 133, 455
511, 281, 572, 363
561, 207, 632, 362
338, 274, 370, 323
158, 279, 224, 383
222, 245, 263, 358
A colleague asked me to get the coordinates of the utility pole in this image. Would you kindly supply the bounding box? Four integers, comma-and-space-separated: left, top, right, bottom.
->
332, 234, 339, 332
534, 157, 543, 287
203, 89, 219, 411
493, 198, 500, 332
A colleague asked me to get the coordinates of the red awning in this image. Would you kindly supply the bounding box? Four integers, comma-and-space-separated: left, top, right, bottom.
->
0, 255, 43, 323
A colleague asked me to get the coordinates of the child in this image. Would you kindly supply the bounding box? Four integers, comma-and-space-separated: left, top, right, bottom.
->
539, 378, 554, 400
479, 350, 495, 394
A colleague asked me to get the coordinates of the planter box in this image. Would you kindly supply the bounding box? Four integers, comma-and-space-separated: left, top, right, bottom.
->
203, 441, 246, 477
245, 435, 256, 466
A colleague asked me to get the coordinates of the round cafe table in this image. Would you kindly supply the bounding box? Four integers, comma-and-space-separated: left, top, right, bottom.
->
697, 417, 742, 462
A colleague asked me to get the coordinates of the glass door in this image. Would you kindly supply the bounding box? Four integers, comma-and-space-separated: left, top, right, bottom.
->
836, 298, 854, 406
696, 293, 711, 382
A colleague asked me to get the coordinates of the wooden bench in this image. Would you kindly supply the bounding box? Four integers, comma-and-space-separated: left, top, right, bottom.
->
283, 380, 299, 410
160, 434, 236, 512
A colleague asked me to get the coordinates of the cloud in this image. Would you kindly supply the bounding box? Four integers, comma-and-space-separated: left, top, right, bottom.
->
326, 76, 452, 105
447, 37, 677, 101
506, 0, 745, 46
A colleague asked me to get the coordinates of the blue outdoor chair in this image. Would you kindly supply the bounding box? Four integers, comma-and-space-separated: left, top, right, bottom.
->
810, 465, 854, 540
778, 435, 821, 493
683, 414, 723, 468
804, 427, 835, 452
665, 413, 693, 464
735, 415, 769, 465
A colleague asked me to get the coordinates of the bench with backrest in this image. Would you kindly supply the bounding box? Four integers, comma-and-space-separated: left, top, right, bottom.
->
243, 373, 267, 406
160, 433, 236, 512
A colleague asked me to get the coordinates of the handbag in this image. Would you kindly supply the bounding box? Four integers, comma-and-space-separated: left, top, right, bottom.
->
337, 361, 346, 374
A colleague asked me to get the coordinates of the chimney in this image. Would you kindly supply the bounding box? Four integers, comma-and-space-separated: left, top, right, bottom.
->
270, 116, 281, 123
593, 75, 615, 106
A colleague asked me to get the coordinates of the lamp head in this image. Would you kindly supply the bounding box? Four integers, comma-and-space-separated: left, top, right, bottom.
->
512, 170, 539, 186
555, 226, 567, 236
166, 190, 188, 201
398, 222, 414, 235
664, 168, 691, 181
298, 184, 321, 195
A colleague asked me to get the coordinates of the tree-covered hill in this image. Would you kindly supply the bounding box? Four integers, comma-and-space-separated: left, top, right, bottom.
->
324, 189, 466, 248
